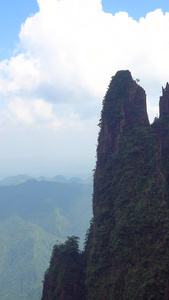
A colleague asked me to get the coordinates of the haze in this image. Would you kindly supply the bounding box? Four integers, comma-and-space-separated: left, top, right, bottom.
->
0, 0, 169, 178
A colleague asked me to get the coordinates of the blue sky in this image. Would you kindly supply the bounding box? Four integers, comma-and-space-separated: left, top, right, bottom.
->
0, 0, 169, 178
1, 0, 169, 60
0, 1, 38, 60
102, 0, 169, 20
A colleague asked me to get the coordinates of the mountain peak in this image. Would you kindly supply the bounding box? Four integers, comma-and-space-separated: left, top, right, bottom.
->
97, 70, 149, 156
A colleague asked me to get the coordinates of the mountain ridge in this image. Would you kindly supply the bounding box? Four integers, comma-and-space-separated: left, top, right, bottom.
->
0, 174, 92, 186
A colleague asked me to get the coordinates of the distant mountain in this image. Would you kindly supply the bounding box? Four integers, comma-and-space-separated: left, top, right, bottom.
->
0, 178, 92, 300
0, 179, 92, 239
52, 174, 68, 183
0, 174, 92, 186
0, 174, 33, 186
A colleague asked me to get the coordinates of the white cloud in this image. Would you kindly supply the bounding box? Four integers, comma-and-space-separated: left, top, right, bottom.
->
0, 1, 169, 175
8, 98, 34, 124
1, 4, 169, 107
33, 99, 53, 119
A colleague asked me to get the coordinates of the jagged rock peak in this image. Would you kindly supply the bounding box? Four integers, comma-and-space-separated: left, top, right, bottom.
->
160, 82, 169, 118
97, 70, 149, 155
88, 71, 169, 300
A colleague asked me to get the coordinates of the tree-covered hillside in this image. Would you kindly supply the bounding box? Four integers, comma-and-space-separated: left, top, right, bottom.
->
0, 178, 92, 300
0, 216, 56, 300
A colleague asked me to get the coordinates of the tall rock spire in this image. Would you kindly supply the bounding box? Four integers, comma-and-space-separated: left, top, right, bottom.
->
94, 70, 149, 212
86, 70, 169, 300
97, 70, 149, 155
160, 82, 169, 118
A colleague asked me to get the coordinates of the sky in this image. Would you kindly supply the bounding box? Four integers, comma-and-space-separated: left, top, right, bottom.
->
0, 0, 169, 179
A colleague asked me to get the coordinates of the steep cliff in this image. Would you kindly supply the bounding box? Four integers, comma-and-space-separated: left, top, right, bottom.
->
85, 71, 169, 300
41, 71, 169, 300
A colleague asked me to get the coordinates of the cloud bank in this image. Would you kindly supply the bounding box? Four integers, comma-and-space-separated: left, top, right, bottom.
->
0, 0, 169, 176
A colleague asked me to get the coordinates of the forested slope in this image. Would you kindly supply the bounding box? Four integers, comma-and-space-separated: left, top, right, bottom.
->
0, 179, 92, 300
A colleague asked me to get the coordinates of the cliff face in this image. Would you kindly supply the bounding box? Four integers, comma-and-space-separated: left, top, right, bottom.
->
41, 70, 169, 300
97, 71, 149, 154
93, 70, 149, 212
86, 70, 169, 300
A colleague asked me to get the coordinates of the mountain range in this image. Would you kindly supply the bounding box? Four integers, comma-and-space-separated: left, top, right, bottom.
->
0, 175, 92, 300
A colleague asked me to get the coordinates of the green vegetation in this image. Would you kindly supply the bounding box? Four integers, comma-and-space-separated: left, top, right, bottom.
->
0, 178, 92, 300
0, 216, 57, 300
85, 71, 169, 300
41, 236, 85, 300
41, 70, 169, 300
